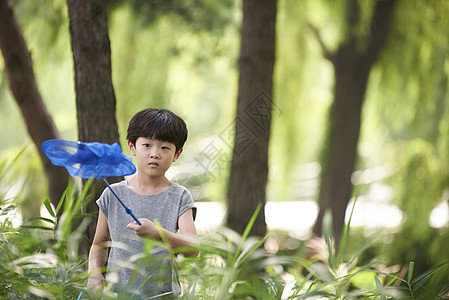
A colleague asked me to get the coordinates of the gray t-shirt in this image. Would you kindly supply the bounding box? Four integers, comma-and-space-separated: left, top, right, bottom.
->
97, 180, 196, 298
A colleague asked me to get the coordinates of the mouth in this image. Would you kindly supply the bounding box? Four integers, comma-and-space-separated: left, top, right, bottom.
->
149, 162, 159, 167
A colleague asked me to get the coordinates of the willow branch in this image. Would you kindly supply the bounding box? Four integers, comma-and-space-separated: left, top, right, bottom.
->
307, 21, 335, 64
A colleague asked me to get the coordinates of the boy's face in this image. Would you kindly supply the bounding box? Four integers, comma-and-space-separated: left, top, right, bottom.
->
128, 137, 182, 180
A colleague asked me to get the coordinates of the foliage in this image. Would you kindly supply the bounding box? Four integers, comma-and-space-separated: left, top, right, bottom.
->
0, 183, 90, 298
177, 204, 293, 299
288, 210, 449, 300
363, 0, 449, 269
106, 0, 237, 34
2, 0, 449, 298
1, 170, 449, 299
171, 199, 449, 300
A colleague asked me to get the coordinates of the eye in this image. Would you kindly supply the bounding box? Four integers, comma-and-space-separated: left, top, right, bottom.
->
161, 146, 170, 150
143, 143, 150, 148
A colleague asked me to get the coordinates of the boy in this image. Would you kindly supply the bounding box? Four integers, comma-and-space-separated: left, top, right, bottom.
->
87, 108, 198, 298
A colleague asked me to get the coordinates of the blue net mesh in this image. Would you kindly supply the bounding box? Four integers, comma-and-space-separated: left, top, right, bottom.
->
41, 139, 136, 179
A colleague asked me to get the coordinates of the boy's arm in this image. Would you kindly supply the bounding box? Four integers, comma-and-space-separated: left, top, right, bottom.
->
127, 208, 199, 256
175, 208, 199, 256
87, 210, 110, 289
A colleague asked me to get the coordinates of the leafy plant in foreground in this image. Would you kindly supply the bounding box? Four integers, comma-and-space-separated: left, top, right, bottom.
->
177, 204, 294, 299
0, 177, 114, 299
284, 206, 449, 299
1, 150, 448, 299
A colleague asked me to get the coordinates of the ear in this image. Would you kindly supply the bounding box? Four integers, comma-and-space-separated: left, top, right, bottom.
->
173, 148, 183, 162
128, 140, 136, 156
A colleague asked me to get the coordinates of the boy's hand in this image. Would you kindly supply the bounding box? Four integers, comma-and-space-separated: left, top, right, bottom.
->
87, 273, 105, 290
127, 218, 160, 239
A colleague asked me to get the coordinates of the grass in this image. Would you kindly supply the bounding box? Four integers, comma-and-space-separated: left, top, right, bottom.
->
1, 158, 448, 299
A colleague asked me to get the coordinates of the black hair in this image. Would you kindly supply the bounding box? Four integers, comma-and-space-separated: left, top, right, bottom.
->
126, 108, 188, 152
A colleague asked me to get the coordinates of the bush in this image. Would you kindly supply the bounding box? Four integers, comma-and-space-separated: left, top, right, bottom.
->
0, 181, 92, 299
1, 159, 448, 298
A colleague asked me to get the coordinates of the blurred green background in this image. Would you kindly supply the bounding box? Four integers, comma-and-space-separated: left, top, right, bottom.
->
1, 0, 449, 279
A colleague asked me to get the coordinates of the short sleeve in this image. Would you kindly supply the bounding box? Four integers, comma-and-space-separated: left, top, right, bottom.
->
178, 188, 197, 221
96, 187, 110, 219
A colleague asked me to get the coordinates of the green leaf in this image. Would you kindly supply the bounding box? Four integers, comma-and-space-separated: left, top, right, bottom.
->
0, 145, 28, 178
234, 203, 262, 261
375, 276, 387, 300
25, 217, 55, 225
347, 234, 378, 266
55, 188, 67, 216
308, 262, 335, 282
370, 270, 408, 285
235, 235, 269, 268
299, 290, 336, 298
296, 272, 314, 292
407, 261, 414, 283
338, 187, 359, 265
43, 199, 55, 218
322, 209, 336, 269
411, 260, 449, 291
20, 225, 54, 231
241, 203, 261, 242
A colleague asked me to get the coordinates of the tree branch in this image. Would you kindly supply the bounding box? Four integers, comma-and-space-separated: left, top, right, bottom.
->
363, 0, 396, 66
307, 21, 335, 63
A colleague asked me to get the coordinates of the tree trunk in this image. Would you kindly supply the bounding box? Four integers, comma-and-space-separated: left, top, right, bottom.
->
0, 0, 69, 211
313, 0, 396, 244
226, 0, 277, 237
313, 59, 370, 242
67, 0, 120, 255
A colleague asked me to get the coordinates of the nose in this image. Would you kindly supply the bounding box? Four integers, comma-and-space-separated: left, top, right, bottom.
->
149, 148, 160, 158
